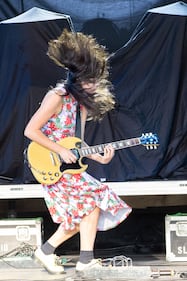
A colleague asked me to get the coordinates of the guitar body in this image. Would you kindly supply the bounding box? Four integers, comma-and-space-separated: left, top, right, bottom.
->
27, 137, 88, 185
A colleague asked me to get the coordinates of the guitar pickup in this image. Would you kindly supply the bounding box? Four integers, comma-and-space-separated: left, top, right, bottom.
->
50, 152, 57, 166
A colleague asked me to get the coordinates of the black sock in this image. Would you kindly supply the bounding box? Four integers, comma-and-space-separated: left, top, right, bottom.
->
79, 250, 94, 264
41, 241, 55, 255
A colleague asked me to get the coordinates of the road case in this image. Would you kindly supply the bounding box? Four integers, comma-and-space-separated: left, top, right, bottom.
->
165, 214, 187, 261
0, 217, 43, 256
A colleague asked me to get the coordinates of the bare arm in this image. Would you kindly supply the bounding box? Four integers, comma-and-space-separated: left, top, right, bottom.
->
24, 90, 77, 164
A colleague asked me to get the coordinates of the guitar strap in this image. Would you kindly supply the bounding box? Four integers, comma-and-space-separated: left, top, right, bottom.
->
75, 105, 87, 142
75, 105, 81, 138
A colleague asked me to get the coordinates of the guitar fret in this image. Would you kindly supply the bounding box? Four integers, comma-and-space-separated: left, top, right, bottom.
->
95, 145, 104, 153
125, 140, 131, 146
91, 147, 97, 154
101, 144, 105, 151
124, 138, 140, 147
81, 149, 88, 156
118, 141, 124, 148
85, 149, 88, 154
98, 146, 103, 152
112, 143, 117, 149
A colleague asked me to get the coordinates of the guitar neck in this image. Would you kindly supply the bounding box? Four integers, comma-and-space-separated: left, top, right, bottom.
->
79, 137, 141, 157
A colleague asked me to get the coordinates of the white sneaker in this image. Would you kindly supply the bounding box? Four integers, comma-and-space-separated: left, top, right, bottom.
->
76, 259, 102, 272
34, 248, 64, 274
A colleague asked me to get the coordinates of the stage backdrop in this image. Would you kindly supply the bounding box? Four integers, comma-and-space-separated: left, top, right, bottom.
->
0, 7, 74, 183
85, 1, 187, 181
0, 2, 186, 184
0, 0, 175, 53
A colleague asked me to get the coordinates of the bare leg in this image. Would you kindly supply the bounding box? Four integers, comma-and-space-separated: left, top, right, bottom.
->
47, 224, 79, 248
34, 225, 79, 274
79, 207, 100, 250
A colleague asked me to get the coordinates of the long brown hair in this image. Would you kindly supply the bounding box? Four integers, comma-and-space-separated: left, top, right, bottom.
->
47, 29, 115, 120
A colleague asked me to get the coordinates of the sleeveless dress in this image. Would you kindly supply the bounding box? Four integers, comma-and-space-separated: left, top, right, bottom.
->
41, 93, 132, 231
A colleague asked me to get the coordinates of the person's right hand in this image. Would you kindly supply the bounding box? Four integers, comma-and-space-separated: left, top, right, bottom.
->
59, 147, 77, 164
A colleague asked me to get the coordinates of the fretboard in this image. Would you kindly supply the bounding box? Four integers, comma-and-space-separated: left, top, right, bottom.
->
79, 137, 141, 157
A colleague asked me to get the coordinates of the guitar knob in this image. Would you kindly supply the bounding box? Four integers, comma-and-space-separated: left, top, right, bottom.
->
50, 177, 54, 181
55, 173, 59, 177
48, 172, 52, 175
43, 177, 47, 180
42, 171, 46, 175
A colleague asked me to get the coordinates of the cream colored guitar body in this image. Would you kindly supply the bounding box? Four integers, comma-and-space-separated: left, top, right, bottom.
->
27, 137, 87, 185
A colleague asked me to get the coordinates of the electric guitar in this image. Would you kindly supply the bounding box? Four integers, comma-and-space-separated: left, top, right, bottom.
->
26, 133, 159, 185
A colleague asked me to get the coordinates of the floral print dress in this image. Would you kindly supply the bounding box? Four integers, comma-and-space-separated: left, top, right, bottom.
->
42, 93, 132, 231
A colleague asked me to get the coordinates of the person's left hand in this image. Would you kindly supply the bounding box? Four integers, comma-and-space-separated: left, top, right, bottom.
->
88, 144, 115, 164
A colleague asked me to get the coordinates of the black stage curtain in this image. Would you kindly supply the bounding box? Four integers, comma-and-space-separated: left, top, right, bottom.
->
0, 7, 73, 184
85, 2, 187, 181
0, 3, 187, 184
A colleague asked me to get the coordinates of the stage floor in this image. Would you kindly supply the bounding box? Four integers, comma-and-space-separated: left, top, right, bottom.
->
1, 254, 187, 281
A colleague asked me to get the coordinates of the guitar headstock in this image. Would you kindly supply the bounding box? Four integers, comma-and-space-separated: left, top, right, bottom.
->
140, 133, 159, 150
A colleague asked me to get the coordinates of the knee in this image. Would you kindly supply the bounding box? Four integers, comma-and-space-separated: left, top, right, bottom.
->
82, 207, 100, 223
